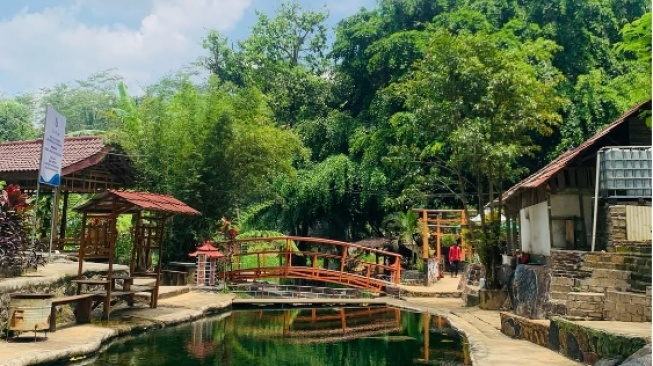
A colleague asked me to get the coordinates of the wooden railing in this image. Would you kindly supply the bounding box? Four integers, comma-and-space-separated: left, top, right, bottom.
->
218, 236, 402, 293
230, 308, 401, 343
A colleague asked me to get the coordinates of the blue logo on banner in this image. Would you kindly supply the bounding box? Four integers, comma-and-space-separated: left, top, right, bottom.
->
39, 174, 61, 186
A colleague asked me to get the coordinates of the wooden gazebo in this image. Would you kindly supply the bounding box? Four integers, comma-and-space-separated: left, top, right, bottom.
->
0, 136, 136, 248
73, 190, 200, 319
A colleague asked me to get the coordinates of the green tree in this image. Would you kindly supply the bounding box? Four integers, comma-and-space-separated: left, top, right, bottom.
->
0, 98, 37, 142
40, 70, 122, 133
109, 74, 306, 258
241, 1, 328, 72
384, 29, 565, 286
383, 210, 419, 252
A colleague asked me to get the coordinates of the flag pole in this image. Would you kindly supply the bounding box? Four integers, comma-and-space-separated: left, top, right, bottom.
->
34, 105, 66, 260
31, 181, 41, 249
48, 187, 60, 260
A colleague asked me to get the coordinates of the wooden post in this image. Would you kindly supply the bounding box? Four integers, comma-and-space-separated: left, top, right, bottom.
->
436, 215, 442, 278
393, 257, 401, 284
340, 246, 347, 273
77, 211, 88, 282
423, 313, 431, 362
103, 196, 118, 320
375, 253, 379, 275
461, 210, 467, 261
340, 308, 347, 332
287, 239, 292, 277
422, 210, 429, 259
59, 190, 69, 239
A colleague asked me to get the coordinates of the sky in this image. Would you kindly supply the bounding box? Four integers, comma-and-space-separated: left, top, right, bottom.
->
0, 0, 376, 96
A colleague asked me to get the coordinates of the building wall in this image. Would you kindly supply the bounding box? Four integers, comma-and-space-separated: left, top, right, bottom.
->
520, 201, 551, 255
549, 193, 594, 250
602, 204, 652, 251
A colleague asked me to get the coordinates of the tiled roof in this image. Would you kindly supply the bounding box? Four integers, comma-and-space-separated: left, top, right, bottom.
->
76, 189, 201, 216
501, 99, 651, 203
110, 190, 201, 215
0, 136, 106, 174
189, 241, 225, 258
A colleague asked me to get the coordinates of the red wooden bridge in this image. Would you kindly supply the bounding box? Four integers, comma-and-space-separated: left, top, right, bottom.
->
217, 236, 402, 293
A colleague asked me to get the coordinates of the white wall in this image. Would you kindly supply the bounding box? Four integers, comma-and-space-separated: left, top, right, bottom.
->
519, 201, 551, 256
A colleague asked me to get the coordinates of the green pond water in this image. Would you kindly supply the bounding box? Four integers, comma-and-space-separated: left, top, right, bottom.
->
87, 307, 468, 366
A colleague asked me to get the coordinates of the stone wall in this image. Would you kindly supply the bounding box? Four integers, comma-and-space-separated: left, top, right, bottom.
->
550, 317, 649, 365
500, 312, 651, 365
603, 291, 652, 322
500, 312, 549, 347
604, 204, 652, 251
564, 292, 604, 320
547, 249, 652, 321
549, 250, 592, 279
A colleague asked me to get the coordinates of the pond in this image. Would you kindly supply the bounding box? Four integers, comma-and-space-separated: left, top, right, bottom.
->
84, 307, 469, 366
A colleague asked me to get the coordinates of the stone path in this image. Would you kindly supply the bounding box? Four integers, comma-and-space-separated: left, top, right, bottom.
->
390, 298, 582, 366
399, 276, 461, 296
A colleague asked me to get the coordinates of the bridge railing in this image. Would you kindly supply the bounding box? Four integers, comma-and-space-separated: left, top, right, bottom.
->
217, 236, 402, 288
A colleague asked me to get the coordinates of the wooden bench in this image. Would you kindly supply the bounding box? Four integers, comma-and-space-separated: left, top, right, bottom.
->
50, 294, 95, 331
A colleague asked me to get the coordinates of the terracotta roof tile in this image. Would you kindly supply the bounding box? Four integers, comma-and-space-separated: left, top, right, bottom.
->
0, 136, 105, 173
189, 241, 225, 257
109, 190, 201, 215
75, 190, 201, 216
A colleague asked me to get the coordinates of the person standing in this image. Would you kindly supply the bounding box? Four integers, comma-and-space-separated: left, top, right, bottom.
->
449, 238, 462, 277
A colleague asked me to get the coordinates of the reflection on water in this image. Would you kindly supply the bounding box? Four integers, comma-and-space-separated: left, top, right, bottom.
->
90, 307, 469, 366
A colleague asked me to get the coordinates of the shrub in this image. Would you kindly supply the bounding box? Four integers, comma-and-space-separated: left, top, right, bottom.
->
0, 182, 45, 277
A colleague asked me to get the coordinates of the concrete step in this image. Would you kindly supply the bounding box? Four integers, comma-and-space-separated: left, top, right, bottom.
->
547, 299, 567, 316
550, 270, 592, 279
550, 284, 572, 293
550, 276, 574, 286
566, 292, 604, 301
550, 291, 568, 300
613, 244, 652, 255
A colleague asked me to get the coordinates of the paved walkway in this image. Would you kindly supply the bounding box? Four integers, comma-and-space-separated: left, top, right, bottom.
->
399, 276, 461, 294
395, 298, 582, 366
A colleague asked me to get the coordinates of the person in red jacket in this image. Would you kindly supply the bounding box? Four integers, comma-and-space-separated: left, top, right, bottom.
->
449, 238, 463, 277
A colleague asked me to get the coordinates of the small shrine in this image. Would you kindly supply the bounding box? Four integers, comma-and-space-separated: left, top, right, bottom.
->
189, 240, 225, 286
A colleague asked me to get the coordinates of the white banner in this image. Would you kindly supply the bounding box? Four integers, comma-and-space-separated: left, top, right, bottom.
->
39, 106, 67, 186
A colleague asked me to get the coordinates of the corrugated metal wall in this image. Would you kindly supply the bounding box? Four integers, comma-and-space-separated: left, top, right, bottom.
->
626, 205, 652, 241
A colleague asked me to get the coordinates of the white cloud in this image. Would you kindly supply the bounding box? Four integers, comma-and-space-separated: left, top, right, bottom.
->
0, 0, 252, 95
